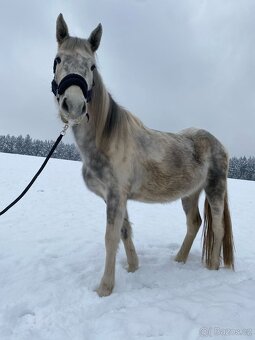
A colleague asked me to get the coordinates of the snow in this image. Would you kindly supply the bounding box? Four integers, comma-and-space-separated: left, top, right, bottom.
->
0, 152, 254, 340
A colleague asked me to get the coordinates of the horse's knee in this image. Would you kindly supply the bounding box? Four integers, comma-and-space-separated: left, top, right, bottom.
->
121, 217, 133, 240
121, 226, 128, 240
105, 225, 121, 251
121, 219, 129, 240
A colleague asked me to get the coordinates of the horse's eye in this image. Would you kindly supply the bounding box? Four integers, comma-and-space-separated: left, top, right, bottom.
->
53, 57, 62, 73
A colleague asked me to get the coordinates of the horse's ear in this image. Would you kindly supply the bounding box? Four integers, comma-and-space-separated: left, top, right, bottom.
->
88, 24, 102, 52
56, 13, 69, 45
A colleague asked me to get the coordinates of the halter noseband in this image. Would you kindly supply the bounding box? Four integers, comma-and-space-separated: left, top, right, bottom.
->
51, 57, 95, 103
52, 73, 93, 102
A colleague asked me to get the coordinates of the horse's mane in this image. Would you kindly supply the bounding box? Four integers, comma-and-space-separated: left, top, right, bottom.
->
90, 68, 144, 151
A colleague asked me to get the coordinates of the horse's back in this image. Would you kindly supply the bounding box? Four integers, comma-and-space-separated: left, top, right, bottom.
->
129, 127, 228, 203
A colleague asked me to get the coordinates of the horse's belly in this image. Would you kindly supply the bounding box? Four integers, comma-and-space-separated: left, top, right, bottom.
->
129, 164, 206, 203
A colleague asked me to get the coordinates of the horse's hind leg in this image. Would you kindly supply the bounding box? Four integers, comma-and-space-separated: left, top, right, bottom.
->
121, 212, 139, 272
175, 191, 202, 263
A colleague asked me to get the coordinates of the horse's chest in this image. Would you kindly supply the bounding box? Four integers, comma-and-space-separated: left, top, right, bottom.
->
82, 159, 111, 200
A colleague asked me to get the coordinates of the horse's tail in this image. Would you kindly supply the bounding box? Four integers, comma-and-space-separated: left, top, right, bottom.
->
202, 192, 234, 270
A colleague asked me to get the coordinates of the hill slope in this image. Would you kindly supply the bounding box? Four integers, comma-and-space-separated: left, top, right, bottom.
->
0, 153, 254, 340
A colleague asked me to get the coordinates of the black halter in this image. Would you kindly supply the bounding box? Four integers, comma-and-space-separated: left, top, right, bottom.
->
51, 73, 93, 102
51, 57, 95, 103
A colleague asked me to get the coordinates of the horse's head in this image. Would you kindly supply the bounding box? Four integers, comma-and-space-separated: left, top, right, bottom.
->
52, 14, 102, 124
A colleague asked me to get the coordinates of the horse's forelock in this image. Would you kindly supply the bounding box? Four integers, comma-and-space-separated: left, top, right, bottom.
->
60, 37, 93, 55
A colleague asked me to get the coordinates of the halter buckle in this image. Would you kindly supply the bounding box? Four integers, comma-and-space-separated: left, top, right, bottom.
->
60, 124, 69, 135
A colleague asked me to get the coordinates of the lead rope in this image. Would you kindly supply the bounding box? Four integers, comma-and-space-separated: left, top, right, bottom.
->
0, 124, 69, 216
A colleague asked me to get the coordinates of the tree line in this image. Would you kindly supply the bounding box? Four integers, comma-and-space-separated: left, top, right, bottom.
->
228, 156, 255, 181
0, 134, 81, 161
0, 134, 254, 181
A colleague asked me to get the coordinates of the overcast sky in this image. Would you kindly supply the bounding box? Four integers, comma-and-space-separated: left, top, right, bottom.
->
0, 0, 254, 156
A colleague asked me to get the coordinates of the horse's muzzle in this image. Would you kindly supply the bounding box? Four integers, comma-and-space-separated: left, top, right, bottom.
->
59, 86, 87, 124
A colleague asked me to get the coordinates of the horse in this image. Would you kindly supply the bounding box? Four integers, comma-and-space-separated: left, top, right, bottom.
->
52, 14, 234, 297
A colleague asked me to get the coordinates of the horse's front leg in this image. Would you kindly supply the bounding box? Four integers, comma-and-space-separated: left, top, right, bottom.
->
97, 192, 126, 297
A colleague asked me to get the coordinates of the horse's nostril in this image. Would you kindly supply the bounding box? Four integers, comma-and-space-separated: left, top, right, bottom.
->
61, 97, 86, 116
62, 97, 69, 112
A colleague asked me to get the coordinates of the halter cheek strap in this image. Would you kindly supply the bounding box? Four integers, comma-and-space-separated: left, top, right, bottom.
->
51, 78, 59, 97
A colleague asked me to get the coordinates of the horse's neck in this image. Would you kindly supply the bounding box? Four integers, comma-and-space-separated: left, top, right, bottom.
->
72, 119, 97, 158
72, 96, 110, 160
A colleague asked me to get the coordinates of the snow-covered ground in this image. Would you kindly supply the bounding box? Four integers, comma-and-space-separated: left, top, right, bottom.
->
0, 152, 254, 340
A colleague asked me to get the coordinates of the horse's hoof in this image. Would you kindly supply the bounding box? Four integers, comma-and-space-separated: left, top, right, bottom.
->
127, 263, 139, 273
96, 281, 113, 297
174, 253, 187, 263
206, 263, 220, 270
